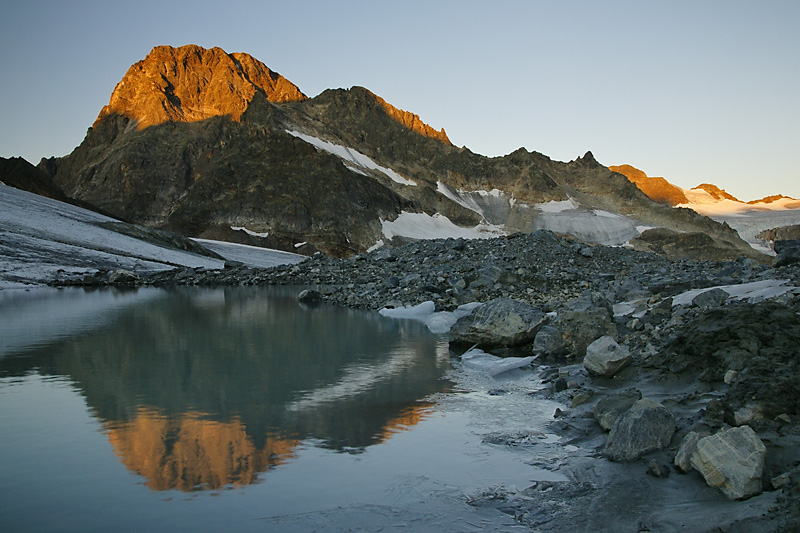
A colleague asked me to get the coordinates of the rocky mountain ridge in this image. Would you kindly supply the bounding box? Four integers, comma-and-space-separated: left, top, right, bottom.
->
36, 44, 762, 261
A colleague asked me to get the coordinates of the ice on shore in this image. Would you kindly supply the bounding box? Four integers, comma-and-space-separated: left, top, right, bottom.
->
378, 301, 482, 335
460, 347, 536, 377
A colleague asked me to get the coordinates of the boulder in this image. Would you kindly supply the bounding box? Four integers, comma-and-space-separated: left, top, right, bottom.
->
593, 388, 642, 431
298, 289, 321, 304
774, 240, 800, 267
674, 431, 706, 473
449, 297, 547, 348
557, 308, 617, 358
691, 288, 729, 309
107, 269, 139, 284
532, 325, 565, 356
604, 399, 675, 462
583, 336, 633, 377
691, 426, 766, 500
641, 297, 673, 325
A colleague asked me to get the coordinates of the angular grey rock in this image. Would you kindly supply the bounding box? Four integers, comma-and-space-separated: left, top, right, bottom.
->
674, 431, 706, 473
692, 288, 729, 309
604, 398, 675, 462
583, 336, 633, 377
224, 259, 244, 268
298, 289, 321, 304
449, 297, 547, 348
107, 269, 139, 284
647, 459, 670, 478
641, 297, 673, 325
774, 242, 800, 267
690, 425, 766, 500
593, 388, 642, 431
532, 325, 565, 356
557, 308, 617, 358
566, 290, 613, 314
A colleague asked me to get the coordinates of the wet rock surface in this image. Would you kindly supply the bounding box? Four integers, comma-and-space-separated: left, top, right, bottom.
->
47, 230, 800, 531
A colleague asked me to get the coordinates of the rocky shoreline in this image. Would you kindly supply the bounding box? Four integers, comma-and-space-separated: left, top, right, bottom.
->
52, 231, 800, 530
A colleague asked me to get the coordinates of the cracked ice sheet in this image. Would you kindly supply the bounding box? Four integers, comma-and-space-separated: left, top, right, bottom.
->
285, 130, 416, 186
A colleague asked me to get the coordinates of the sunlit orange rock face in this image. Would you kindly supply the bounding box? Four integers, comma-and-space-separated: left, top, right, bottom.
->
95, 44, 307, 129
106, 408, 298, 491
609, 164, 689, 206
372, 94, 450, 144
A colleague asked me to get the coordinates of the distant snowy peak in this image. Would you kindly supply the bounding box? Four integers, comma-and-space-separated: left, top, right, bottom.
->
612, 164, 799, 214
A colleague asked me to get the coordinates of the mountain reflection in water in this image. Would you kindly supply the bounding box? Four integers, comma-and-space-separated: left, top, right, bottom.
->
0, 286, 451, 491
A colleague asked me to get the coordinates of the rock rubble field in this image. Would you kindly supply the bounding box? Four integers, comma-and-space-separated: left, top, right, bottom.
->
53, 231, 800, 530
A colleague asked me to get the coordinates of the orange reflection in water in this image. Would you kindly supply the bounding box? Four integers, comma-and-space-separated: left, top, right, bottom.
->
105, 408, 298, 491
376, 402, 436, 444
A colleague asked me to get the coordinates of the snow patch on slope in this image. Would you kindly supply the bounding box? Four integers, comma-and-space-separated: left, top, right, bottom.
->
531, 200, 640, 246
435, 182, 511, 223
380, 212, 505, 242
286, 130, 416, 186
192, 239, 305, 268
230, 226, 269, 238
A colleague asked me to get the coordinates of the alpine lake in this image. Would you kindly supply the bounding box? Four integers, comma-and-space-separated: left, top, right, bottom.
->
0, 286, 564, 532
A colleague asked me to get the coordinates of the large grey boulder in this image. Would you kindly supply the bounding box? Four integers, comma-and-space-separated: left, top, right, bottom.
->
691, 426, 766, 500
557, 293, 617, 358
774, 239, 800, 267
604, 399, 675, 462
593, 388, 642, 431
583, 336, 633, 377
532, 325, 565, 357
674, 431, 707, 473
449, 297, 547, 348
691, 288, 729, 309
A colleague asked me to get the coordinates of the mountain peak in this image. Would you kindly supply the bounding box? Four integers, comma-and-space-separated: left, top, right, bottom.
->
95, 44, 306, 129
692, 183, 740, 202
609, 164, 689, 206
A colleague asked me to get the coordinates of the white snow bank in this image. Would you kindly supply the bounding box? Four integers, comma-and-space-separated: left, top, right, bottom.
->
286, 130, 416, 186
379, 301, 482, 335
532, 207, 640, 246
435, 182, 512, 223
614, 279, 795, 318
381, 211, 506, 242
460, 346, 536, 377
192, 238, 305, 269
0, 184, 227, 287
536, 198, 580, 213
671, 279, 794, 307
230, 226, 269, 238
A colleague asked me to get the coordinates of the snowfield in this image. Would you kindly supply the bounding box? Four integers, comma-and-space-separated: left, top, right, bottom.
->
285, 130, 417, 186
677, 188, 800, 253
0, 184, 304, 289
380, 211, 506, 242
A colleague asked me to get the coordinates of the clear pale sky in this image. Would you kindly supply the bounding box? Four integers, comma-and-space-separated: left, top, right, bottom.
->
1, 0, 798, 200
